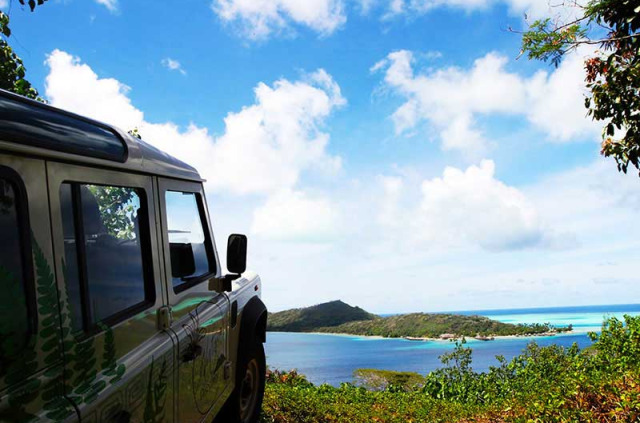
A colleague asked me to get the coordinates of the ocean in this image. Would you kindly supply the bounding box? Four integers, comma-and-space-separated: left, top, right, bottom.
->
264, 304, 640, 386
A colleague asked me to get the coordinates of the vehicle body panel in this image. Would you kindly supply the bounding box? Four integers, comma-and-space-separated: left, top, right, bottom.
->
157, 177, 229, 423
0, 89, 266, 423
0, 154, 76, 423
45, 161, 176, 423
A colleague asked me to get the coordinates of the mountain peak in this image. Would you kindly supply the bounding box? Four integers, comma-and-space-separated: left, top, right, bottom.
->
268, 300, 377, 332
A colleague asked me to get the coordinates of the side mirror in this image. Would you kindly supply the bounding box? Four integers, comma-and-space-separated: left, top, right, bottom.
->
227, 234, 247, 275
170, 243, 195, 279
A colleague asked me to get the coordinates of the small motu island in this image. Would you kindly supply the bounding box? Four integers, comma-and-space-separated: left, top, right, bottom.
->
267, 300, 572, 340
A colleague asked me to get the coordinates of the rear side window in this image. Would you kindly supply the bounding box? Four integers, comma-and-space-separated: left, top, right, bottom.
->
165, 191, 215, 293
0, 169, 35, 374
60, 183, 154, 332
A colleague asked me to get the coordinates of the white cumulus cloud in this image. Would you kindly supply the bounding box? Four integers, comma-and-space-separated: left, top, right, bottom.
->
373, 48, 599, 156
418, 160, 544, 250
376, 160, 558, 251
44, 49, 344, 239
45, 50, 143, 130
373, 50, 526, 156
203, 69, 345, 195
384, 0, 583, 20
525, 51, 596, 141
212, 0, 346, 39
45, 50, 343, 196
209, 0, 583, 40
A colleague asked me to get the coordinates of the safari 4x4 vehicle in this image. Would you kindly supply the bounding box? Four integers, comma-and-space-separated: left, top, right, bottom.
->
0, 89, 267, 423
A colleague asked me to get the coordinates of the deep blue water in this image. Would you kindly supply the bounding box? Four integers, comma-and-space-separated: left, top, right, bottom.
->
264, 304, 640, 386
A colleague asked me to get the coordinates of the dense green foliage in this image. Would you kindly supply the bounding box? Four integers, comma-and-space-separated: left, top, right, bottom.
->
267, 300, 377, 332
316, 313, 564, 338
86, 185, 138, 240
262, 316, 640, 422
0, 12, 43, 102
520, 0, 640, 175
268, 300, 567, 338
353, 369, 426, 392
262, 369, 481, 423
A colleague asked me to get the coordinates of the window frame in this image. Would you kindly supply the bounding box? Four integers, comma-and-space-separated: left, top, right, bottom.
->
166, 190, 217, 294
61, 181, 156, 335
0, 165, 37, 343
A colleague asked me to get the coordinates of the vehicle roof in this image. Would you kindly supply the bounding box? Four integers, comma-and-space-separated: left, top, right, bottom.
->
0, 89, 203, 182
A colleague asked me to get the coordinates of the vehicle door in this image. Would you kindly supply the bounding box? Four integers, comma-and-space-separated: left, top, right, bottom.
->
47, 162, 176, 423
158, 178, 229, 423
0, 154, 77, 422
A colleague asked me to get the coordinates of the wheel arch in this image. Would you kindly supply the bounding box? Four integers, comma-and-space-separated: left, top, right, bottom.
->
239, 296, 267, 344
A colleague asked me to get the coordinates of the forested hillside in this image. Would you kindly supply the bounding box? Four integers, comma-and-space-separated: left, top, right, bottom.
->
315, 312, 567, 338
267, 300, 377, 332
268, 300, 569, 338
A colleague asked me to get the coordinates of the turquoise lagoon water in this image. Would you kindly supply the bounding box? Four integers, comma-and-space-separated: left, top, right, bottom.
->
264, 304, 640, 386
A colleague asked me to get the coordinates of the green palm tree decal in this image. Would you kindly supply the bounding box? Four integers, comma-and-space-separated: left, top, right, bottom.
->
143, 358, 169, 423
99, 322, 125, 384
33, 239, 74, 421
0, 238, 77, 422
1, 234, 134, 422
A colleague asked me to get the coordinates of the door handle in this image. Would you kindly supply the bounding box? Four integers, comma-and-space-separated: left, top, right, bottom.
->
157, 306, 172, 330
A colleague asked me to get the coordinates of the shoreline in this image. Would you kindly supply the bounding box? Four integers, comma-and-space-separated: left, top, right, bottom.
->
272, 330, 578, 342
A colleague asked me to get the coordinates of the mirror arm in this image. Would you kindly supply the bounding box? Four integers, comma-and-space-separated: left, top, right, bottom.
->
208, 274, 241, 292
227, 273, 242, 282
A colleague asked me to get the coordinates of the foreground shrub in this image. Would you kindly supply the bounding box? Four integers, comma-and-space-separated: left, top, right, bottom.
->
261, 377, 483, 423
353, 369, 426, 392
262, 316, 640, 422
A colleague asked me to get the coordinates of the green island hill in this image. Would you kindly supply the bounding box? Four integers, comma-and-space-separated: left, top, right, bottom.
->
267, 300, 572, 340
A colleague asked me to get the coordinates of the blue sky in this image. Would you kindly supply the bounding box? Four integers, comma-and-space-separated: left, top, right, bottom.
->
3, 0, 639, 312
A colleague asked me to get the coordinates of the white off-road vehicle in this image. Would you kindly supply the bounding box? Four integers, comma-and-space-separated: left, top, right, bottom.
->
0, 89, 267, 423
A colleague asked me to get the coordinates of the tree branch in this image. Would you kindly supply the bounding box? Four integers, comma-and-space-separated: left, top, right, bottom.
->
574, 33, 640, 46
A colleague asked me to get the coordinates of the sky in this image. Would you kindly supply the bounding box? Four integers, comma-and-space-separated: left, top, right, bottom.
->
2, 0, 639, 313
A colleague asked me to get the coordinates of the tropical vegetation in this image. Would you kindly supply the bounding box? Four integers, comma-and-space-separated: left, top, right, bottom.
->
520, 0, 640, 175
353, 369, 426, 392
0, 11, 42, 102
261, 315, 640, 422
267, 300, 377, 332
315, 313, 569, 338
268, 300, 570, 338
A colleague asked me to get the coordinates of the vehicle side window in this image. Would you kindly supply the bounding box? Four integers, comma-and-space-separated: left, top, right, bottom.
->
0, 169, 35, 374
60, 183, 154, 332
165, 191, 215, 292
